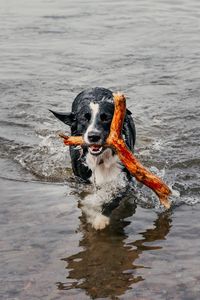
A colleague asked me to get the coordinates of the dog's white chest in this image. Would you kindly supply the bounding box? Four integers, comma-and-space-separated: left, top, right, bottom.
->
85, 149, 122, 185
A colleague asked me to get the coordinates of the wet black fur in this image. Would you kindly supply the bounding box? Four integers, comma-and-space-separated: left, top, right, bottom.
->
50, 87, 136, 181
50, 87, 136, 216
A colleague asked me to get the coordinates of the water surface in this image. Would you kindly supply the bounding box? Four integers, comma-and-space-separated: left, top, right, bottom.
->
0, 0, 200, 299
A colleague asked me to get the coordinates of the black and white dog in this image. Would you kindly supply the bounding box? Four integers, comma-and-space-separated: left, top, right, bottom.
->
50, 87, 136, 229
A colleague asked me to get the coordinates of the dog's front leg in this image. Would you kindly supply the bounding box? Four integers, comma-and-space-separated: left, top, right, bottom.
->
101, 195, 123, 218
92, 213, 110, 230
92, 194, 124, 230
81, 194, 110, 230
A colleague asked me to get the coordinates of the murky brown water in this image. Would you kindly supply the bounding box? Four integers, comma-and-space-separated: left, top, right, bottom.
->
0, 0, 200, 299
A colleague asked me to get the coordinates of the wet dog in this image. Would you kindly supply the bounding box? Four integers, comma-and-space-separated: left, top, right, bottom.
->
50, 87, 136, 229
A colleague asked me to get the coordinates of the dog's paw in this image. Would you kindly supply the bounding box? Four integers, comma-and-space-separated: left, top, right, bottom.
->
92, 214, 110, 230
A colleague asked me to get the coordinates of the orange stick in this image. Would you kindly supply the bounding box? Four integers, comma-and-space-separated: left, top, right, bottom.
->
107, 93, 171, 208
59, 93, 171, 208
59, 133, 84, 146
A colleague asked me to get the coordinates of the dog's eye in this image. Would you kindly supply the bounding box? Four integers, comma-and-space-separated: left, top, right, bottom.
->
100, 113, 110, 122
84, 113, 91, 121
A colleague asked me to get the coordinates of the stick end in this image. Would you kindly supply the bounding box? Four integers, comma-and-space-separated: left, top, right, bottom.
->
59, 133, 69, 139
159, 196, 171, 209
112, 92, 126, 102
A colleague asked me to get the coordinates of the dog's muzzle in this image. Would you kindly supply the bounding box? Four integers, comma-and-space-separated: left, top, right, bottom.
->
85, 131, 104, 155
88, 145, 103, 155
87, 131, 101, 143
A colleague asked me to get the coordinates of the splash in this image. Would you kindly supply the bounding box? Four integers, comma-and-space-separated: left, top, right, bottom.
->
15, 132, 73, 182
0, 130, 73, 182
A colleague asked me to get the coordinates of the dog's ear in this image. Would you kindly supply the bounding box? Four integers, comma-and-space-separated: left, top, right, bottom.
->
49, 110, 75, 126
126, 108, 132, 115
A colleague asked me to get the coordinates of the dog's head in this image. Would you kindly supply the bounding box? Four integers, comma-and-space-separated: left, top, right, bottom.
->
50, 87, 135, 156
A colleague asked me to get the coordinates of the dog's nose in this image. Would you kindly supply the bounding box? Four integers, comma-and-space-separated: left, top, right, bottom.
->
88, 131, 101, 143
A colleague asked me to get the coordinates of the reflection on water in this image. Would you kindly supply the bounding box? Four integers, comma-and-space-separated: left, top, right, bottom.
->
57, 207, 172, 299
1, 0, 200, 298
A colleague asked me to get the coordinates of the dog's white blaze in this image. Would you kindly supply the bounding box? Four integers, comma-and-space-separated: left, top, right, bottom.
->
82, 101, 126, 230
84, 102, 100, 144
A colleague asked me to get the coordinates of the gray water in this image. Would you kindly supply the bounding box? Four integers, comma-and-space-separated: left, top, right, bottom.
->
0, 0, 200, 299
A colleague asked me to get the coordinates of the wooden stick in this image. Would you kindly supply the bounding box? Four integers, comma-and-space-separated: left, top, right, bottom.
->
59, 133, 84, 146
59, 93, 171, 208
107, 93, 171, 208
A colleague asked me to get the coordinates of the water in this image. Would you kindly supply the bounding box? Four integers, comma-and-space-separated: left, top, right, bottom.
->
0, 0, 200, 299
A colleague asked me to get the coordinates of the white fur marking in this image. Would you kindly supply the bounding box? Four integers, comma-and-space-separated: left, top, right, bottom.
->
81, 170, 128, 230
84, 102, 100, 144
86, 148, 122, 185
92, 214, 110, 230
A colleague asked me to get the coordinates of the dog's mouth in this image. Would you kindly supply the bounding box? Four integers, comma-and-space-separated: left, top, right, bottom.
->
88, 145, 103, 156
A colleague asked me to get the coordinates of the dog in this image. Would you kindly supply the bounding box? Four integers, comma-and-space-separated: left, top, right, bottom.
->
50, 87, 136, 229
